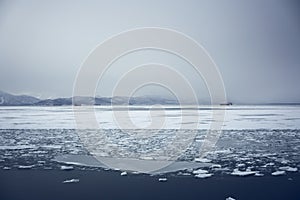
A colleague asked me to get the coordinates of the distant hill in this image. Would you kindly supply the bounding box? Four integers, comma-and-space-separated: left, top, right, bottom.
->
0, 91, 40, 106
0, 91, 179, 106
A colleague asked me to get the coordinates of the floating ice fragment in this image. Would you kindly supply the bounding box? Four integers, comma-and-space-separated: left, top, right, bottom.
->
261, 163, 275, 167
231, 168, 257, 176
177, 172, 191, 176
63, 179, 79, 184
44, 167, 52, 170
195, 173, 213, 178
194, 158, 211, 163
254, 172, 264, 177
158, 178, 167, 182
281, 160, 289, 164
226, 197, 236, 200
18, 165, 35, 169
140, 156, 154, 160
121, 171, 127, 176
0, 145, 36, 150
271, 171, 286, 176
41, 145, 62, 149
192, 169, 209, 174
210, 164, 222, 169
60, 165, 74, 170
3, 167, 11, 170
279, 166, 298, 172
213, 149, 232, 154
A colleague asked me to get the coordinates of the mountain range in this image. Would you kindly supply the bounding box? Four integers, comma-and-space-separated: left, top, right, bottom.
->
0, 91, 179, 106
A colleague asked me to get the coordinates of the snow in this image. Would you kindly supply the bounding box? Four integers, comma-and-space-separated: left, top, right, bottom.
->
279, 166, 298, 172
120, 171, 127, 176
158, 178, 167, 182
271, 171, 286, 176
1, 105, 300, 130
62, 179, 80, 184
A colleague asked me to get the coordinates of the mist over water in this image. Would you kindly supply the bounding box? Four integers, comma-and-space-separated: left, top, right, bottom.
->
0, 0, 299, 104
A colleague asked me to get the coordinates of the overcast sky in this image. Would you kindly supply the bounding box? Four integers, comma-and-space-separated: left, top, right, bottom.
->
0, 0, 299, 104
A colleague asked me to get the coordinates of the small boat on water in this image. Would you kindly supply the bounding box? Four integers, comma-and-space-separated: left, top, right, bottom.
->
220, 102, 232, 106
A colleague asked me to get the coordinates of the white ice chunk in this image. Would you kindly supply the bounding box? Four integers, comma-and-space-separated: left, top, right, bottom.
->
120, 171, 127, 176
226, 197, 236, 200
195, 173, 213, 178
60, 165, 74, 170
194, 158, 211, 163
62, 179, 79, 184
18, 165, 35, 169
139, 156, 154, 160
231, 168, 257, 176
254, 172, 264, 177
271, 171, 286, 176
3, 167, 11, 170
279, 166, 298, 172
0, 145, 36, 150
158, 178, 167, 182
261, 162, 275, 167
192, 169, 209, 174
210, 164, 222, 169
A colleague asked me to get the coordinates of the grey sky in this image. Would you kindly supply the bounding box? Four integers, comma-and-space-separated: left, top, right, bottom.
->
0, 0, 299, 103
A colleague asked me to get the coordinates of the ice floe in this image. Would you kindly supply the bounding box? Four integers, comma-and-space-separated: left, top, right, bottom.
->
231, 169, 257, 176
1, 123, 300, 177
261, 163, 275, 167
3, 167, 11, 170
120, 171, 127, 176
225, 197, 236, 200
54, 154, 212, 175
195, 173, 213, 178
60, 165, 74, 170
158, 178, 167, 182
192, 169, 209, 174
254, 172, 264, 177
194, 158, 211, 163
18, 165, 35, 169
271, 171, 286, 176
278, 166, 298, 172
62, 179, 80, 184
192, 168, 213, 178
210, 164, 222, 169
0, 145, 36, 150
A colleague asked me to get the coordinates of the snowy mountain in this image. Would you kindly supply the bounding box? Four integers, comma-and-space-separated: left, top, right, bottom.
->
0, 91, 179, 106
0, 91, 40, 106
